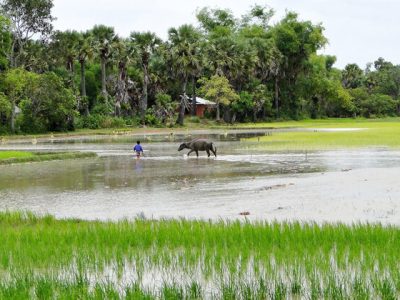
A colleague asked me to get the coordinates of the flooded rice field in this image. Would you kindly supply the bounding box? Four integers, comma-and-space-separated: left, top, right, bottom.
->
0, 129, 399, 223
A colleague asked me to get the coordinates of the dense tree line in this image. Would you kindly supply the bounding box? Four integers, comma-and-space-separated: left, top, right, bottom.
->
0, 0, 399, 134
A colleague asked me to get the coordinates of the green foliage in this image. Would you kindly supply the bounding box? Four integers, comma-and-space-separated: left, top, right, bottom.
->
359, 94, 397, 117
92, 100, 113, 115
1, 0, 54, 67
20, 72, 76, 132
0, 15, 11, 70
2, 69, 77, 133
1, 3, 400, 133
196, 7, 236, 32
154, 93, 178, 126
342, 63, 364, 89
0, 92, 11, 118
144, 107, 161, 126
76, 115, 127, 129
199, 75, 239, 121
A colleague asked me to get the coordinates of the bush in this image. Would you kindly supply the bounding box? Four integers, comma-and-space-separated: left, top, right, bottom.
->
187, 116, 200, 123
91, 102, 113, 116
145, 108, 162, 126
359, 94, 397, 117
76, 115, 129, 129
100, 116, 126, 128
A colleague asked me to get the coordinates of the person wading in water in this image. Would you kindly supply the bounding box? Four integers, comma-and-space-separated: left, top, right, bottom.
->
133, 140, 144, 158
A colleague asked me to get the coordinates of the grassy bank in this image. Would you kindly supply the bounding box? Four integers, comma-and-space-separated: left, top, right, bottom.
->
243, 118, 400, 150
0, 151, 96, 165
0, 211, 399, 299
2, 117, 400, 143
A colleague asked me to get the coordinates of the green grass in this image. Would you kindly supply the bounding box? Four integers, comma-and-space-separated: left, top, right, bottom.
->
0, 151, 97, 164
0, 151, 34, 160
0, 211, 399, 299
244, 118, 400, 150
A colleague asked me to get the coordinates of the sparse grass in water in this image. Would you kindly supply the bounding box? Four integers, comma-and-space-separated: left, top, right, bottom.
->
0, 212, 399, 298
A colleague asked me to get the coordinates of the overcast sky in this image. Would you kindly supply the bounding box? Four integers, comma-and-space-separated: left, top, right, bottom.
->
52, 0, 400, 69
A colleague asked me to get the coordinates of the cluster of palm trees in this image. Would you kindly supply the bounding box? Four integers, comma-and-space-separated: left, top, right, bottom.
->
48, 23, 204, 124
21, 5, 330, 125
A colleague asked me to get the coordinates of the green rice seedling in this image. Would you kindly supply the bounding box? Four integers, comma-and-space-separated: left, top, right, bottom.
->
372, 276, 397, 300
92, 281, 121, 300
124, 283, 154, 300
160, 282, 184, 300
186, 281, 202, 300
271, 279, 287, 300
351, 276, 371, 300
1, 212, 400, 298
219, 280, 239, 300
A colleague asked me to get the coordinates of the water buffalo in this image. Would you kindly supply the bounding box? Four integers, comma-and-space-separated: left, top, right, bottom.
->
178, 139, 217, 157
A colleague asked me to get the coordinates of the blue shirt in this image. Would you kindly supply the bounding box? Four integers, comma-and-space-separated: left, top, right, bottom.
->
133, 144, 143, 152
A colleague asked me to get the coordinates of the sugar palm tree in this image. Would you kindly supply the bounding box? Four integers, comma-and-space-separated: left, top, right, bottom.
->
77, 31, 94, 115
112, 37, 134, 117
130, 31, 162, 124
168, 24, 202, 125
50, 30, 80, 89
91, 25, 118, 104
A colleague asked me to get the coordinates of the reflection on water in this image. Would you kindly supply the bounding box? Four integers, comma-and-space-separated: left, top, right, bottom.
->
1, 133, 400, 222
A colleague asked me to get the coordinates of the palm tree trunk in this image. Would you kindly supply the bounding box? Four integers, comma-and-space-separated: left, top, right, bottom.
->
178, 77, 188, 126
191, 75, 197, 116
274, 76, 279, 119
10, 99, 15, 133
80, 60, 89, 116
80, 60, 87, 98
140, 64, 149, 125
101, 56, 108, 103
216, 103, 220, 121
115, 62, 126, 118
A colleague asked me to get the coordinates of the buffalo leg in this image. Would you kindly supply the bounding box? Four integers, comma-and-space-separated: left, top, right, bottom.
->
187, 149, 194, 156
195, 150, 199, 157
211, 148, 217, 157
206, 149, 210, 157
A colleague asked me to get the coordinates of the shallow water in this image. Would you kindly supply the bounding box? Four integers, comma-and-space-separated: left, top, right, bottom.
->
1, 130, 400, 223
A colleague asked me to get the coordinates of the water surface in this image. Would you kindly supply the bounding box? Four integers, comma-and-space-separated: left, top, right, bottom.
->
1, 130, 399, 223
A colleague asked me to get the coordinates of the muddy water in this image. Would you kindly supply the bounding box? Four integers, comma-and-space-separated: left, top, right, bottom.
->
1, 131, 400, 223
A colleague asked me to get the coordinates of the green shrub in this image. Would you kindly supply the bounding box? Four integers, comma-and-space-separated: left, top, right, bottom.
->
145, 108, 162, 126
100, 116, 126, 128
359, 94, 397, 117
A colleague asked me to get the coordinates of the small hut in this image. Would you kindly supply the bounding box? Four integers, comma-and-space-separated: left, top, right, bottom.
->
189, 97, 216, 117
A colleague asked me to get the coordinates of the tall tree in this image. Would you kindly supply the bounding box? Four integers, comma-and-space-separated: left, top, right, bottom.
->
342, 63, 364, 89
112, 37, 133, 117
3, 68, 34, 132
130, 31, 161, 124
0, 14, 11, 69
198, 75, 239, 121
271, 12, 327, 118
50, 30, 80, 88
1, 0, 55, 67
91, 25, 117, 103
168, 24, 202, 125
77, 31, 93, 115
